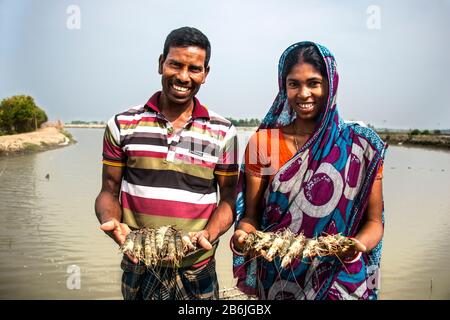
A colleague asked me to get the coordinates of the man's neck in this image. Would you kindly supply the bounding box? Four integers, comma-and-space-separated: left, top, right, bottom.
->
159, 93, 194, 122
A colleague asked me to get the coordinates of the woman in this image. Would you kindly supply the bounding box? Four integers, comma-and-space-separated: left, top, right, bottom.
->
232, 42, 387, 300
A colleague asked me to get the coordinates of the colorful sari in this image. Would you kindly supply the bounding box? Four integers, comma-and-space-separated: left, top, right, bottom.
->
232, 42, 387, 300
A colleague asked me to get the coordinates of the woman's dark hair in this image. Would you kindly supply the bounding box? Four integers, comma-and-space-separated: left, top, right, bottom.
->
281, 43, 328, 89
163, 27, 211, 68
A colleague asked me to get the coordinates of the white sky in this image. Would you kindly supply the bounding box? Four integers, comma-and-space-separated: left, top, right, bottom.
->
1, 0, 449, 129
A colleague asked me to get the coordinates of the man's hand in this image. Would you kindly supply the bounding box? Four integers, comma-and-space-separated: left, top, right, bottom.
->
100, 219, 138, 264
100, 218, 130, 245
188, 230, 213, 250
95, 165, 137, 263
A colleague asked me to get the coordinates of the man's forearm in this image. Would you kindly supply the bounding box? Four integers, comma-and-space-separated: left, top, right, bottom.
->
204, 199, 234, 242
95, 191, 123, 224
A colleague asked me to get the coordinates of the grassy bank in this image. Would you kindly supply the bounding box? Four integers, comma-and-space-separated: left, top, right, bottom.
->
377, 132, 450, 149
0, 127, 76, 156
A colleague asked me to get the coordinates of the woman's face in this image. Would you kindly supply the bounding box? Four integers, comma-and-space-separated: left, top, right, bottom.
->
286, 62, 329, 123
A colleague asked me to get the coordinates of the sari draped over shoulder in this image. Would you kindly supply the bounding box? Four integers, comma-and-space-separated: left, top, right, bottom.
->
232, 42, 387, 300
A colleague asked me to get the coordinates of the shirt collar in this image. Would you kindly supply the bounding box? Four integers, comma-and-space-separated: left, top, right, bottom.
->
145, 91, 210, 120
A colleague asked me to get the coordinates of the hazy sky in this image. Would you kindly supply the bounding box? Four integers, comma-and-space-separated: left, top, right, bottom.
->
1, 0, 449, 129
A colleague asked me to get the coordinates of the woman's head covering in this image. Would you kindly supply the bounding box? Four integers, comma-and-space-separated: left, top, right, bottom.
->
260, 41, 339, 147
233, 41, 387, 300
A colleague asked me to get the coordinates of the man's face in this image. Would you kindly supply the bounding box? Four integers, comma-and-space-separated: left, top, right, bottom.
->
158, 46, 210, 106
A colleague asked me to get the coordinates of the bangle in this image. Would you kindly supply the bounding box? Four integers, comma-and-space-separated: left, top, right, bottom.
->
229, 236, 245, 256
343, 251, 362, 264
348, 237, 366, 252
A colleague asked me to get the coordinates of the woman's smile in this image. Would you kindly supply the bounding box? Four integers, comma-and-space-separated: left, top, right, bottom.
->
296, 102, 315, 111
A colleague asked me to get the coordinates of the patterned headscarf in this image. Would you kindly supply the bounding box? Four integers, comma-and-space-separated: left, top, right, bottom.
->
233, 41, 387, 300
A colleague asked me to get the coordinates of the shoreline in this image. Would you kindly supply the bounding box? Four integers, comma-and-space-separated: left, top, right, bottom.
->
64, 124, 106, 128
62, 124, 260, 131
65, 126, 450, 149
0, 127, 76, 156
378, 132, 450, 150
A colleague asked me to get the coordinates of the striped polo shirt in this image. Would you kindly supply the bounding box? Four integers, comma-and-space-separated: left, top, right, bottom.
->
102, 92, 238, 266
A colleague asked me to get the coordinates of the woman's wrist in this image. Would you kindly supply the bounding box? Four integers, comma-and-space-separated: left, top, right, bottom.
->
232, 221, 255, 256
230, 235, 245, 256
237, 218, 258, 234
343, 251, 362, 264
342, 237, 365, 263
349, 236, 368, 252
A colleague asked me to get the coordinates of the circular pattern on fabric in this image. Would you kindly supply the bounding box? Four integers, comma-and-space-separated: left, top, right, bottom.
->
344, 143, 365, 201
275, 149, 310, 195
304, 173, 334, 206
327, 145, 341, 164
346, 154, 361, 187
295, 162, 343, 218
267, 280, 305, 300
286, 206, 303, 234
279, 158, 301, 182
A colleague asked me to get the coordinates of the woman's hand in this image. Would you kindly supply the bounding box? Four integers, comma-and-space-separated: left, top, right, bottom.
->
336, 237, 367, 262
232, 216, 259, 255
232, 229, 249, 253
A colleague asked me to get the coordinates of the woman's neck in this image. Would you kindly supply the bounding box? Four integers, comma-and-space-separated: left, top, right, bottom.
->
293, 118, 316, 135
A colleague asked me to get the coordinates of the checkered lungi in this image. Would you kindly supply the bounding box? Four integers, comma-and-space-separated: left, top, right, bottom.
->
120, 255, 219, 300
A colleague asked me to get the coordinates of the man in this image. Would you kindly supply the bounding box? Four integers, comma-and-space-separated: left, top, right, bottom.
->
95, 27, 239, 300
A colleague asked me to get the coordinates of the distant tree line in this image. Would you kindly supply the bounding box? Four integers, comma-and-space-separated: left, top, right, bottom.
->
69, 120, 105, 125
370, 124, 445, 136
0, 95, 48, 135
226, 117, 261, 127
410, 129, 441, 135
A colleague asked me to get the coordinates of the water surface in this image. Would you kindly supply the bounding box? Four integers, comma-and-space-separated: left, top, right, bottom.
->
0, 128, 448, 299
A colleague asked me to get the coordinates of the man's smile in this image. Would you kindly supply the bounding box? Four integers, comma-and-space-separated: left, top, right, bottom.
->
172, 83, 190, 92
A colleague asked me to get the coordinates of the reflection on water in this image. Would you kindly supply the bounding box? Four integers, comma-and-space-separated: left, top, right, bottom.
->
0, 129, 449, 299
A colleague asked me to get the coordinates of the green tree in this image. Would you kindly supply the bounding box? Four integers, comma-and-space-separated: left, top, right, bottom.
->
0, 98, 15, 134
225, 117, 261, 127
0, 95, 48, 134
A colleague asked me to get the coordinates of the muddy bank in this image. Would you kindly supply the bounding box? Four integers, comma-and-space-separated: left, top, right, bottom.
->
0, 127, 76, 156
378, 132, 450, 149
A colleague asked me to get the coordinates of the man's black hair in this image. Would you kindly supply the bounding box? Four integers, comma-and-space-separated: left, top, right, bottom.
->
163, 27, 211, 67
